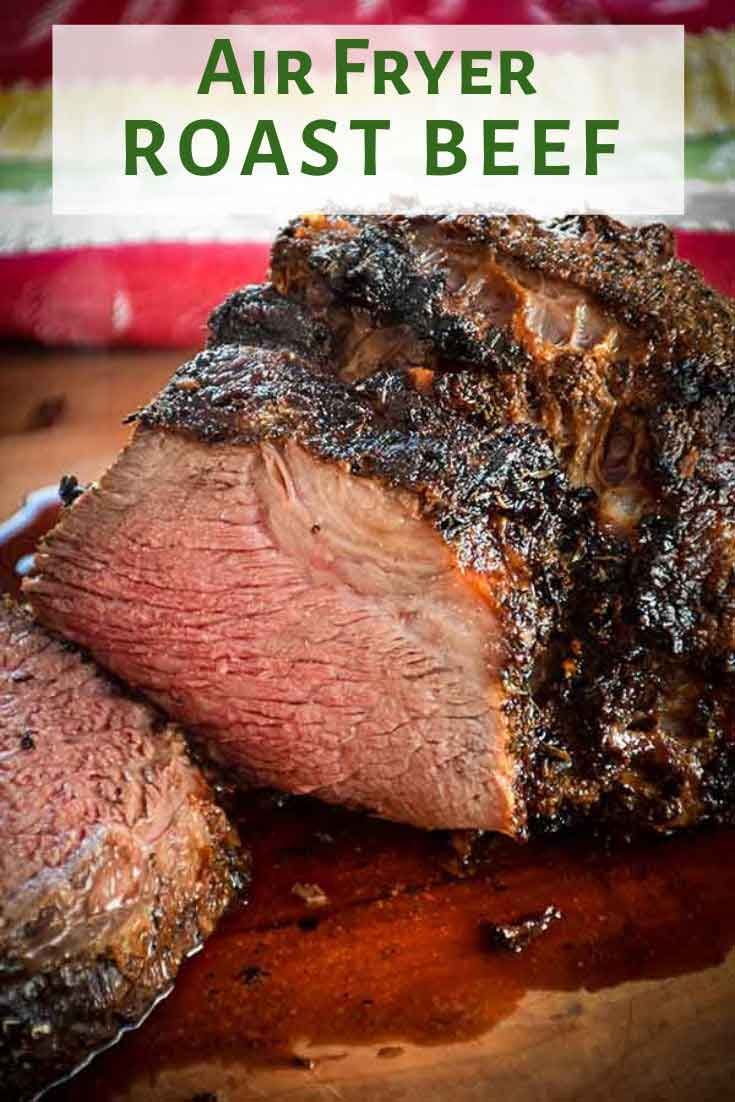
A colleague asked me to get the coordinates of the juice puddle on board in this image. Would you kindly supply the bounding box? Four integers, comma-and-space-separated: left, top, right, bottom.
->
51, 790, 735, 1100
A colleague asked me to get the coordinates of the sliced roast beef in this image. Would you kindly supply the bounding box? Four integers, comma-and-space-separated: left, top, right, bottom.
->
0, 601, 244, 1101
27, 213, 735, 839
27, 346, 590, 835
205, 214, 735, 834
26, 335, 735, 837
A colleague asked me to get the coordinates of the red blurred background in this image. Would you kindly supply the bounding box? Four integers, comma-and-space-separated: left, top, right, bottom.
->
2, 0, 734, 86
0, 1, 731, 348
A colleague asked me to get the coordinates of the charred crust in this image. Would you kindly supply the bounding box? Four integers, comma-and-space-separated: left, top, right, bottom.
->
58, 474, 86, 508
208, 283, 335, 363
271, 218, 529, 375
272, 213, 735, 369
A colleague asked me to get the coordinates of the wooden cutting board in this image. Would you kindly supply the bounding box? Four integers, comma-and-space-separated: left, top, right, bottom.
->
51, 794, 735, 1102
3, 346, 735, 1102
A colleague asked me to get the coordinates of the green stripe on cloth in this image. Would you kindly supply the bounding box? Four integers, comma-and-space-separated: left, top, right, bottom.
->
0, 159, 51, 193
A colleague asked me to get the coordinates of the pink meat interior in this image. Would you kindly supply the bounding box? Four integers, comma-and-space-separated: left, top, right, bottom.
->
28, 429, 517, 832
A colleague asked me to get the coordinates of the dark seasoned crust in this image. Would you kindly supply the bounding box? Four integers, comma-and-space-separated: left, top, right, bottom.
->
270, 217, 528, 373
266, 214, 734, 535
0, 602, 247, 1101
271, 213, 735, 369
639, 366, 735, 666
530, 524, 735, 833
208, 282, 335, 363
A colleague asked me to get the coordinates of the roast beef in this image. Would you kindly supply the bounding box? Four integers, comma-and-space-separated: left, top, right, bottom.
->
0, 601, 244, 1100
214, 214, 735, 832
26, 213, 735, 839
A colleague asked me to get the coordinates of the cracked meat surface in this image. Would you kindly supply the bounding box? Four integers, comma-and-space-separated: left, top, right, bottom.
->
0, 601, 243, 1101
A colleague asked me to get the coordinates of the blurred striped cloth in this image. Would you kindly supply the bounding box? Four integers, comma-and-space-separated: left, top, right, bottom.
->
0, 2, 732, 346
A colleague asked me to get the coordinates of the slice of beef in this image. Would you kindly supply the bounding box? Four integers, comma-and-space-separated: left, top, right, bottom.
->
26, 346, 589, 836
0, 601, 244, 1101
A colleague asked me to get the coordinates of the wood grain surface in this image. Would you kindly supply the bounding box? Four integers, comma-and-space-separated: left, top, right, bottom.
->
0, 345, 186, 521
